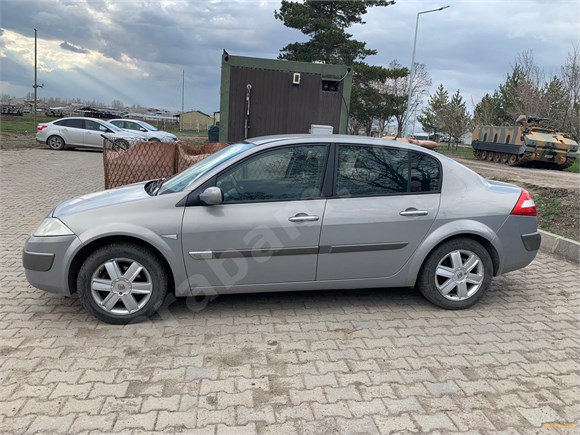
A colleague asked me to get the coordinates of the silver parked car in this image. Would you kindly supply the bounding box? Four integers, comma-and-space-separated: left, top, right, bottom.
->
23, 135, 540, 324
108, 119, 178, 142
36, 117, 146, 150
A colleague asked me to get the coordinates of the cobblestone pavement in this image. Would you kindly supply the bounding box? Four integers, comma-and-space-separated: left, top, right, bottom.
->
1, 148, 579, 434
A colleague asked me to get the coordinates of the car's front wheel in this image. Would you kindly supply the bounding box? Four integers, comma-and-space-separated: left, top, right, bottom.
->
47, 135, 66, 150
77, 244, 168, 324
417, 238, 492, 309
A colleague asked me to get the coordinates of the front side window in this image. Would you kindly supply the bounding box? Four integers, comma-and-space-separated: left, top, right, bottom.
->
216, 145, 328, 203
125, 122, 140, 131
336, 146, 408, 196
85, 120, 108, 132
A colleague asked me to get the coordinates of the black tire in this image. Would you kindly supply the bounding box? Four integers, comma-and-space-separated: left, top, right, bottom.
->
47, 135, 66, 150
149, 138, 161, 142
417, 238, 493, 310
112, 139, 129, 151
77, 243, 168, 324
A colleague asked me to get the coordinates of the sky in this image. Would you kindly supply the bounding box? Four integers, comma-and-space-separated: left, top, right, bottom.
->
1, 0, 578, 114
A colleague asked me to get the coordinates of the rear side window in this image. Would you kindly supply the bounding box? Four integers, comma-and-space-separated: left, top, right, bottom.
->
336, 146, 409, 196
410, 152, 441, 192
54, 119, 84, 128
336, 145, 441, 196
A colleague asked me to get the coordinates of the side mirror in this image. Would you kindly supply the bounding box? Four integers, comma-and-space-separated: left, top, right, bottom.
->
199, 186, 223, 205
140, 127, 147, 132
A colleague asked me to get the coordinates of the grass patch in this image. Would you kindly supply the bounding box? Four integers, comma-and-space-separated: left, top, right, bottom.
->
564, 159, 579, 173
164, 128, 207, 136
437, 145, 473, 158
0, 113, 54, 134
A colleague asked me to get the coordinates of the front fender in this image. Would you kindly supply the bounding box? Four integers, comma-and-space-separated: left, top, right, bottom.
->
401, 218, 505, 287
65, 223, 189, 296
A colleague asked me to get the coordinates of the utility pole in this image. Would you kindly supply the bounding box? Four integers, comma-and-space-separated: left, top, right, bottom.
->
180, 70, 184, 132
402, 6, 449, 137
33, 29, 44, 127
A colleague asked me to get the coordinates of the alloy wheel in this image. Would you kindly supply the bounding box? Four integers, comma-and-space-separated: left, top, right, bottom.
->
434, 249, 484, 301
90, 258, 153, 315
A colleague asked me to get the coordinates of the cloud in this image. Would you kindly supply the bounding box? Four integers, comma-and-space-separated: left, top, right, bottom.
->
0, 0, 578, 113
60, 41, 88, 54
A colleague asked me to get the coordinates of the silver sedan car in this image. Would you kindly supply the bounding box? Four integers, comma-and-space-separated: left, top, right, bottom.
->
23, 135, 540, 324
36, 117, 146, 150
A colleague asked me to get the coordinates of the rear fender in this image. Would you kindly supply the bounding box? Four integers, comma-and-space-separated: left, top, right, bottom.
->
402, 219, 504, 287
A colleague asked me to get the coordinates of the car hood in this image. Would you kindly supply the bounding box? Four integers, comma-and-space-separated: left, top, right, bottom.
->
52, 182, 150, 217
114, 130, 147, 138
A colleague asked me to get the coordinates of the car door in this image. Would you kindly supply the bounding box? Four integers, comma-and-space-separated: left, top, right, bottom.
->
83, 120, 109, 147
55, 119, 85, 146
181, 144, 329, 289
316, 144, 441, 280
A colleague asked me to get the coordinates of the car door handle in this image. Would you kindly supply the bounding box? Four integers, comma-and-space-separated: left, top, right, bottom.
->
399, 208, 429, 217
289, 213, 319, 222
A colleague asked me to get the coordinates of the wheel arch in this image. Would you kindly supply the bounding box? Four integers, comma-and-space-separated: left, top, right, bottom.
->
47, 134, 65, 145
421, 233, 500, 276
404, 221, 503, 288
68, 235, 176, 296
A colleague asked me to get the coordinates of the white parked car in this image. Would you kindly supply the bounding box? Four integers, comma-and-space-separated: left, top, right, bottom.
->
36, 117, 146, 150
108, 119, 178, 142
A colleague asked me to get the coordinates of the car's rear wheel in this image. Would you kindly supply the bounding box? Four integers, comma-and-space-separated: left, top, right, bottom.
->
77, 244, 168, 324
417, 238, 492, 309
47, 135, 66, 150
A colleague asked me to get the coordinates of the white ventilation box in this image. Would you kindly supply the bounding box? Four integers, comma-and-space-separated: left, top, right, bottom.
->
309, 124, 334, 135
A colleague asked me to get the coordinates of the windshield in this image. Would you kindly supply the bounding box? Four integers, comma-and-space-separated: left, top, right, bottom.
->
103, 121, 123, 133
140, 121, 158, 131
158, 142, 254, 194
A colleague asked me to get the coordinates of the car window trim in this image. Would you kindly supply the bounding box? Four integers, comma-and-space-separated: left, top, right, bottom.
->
186, 143, 332, 206
330, 143, 442, 198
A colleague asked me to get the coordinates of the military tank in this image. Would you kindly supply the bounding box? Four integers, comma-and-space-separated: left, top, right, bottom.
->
471, 115, 578, 170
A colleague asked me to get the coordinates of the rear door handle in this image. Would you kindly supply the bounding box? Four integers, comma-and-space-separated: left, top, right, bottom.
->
289, 213, 319, 222
399, 208, 428, 217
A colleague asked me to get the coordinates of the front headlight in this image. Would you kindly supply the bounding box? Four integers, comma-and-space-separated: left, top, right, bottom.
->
33, 218, 75, 237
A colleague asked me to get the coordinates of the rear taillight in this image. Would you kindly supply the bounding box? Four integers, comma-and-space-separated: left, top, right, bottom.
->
37, 125, 48, 131
511, 189, 537, 216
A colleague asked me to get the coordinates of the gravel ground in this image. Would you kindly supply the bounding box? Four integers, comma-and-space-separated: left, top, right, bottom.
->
1, 147, 579, 433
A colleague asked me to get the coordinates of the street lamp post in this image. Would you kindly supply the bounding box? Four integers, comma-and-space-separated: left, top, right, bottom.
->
402, 5, 450, 138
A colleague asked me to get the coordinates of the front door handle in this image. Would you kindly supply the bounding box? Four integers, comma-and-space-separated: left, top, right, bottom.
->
289, 213, 319, 222
399, 208, 428, 217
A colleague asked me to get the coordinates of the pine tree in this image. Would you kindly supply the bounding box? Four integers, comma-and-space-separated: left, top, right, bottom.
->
275, 1, 395, 65
417, 84, 448, 135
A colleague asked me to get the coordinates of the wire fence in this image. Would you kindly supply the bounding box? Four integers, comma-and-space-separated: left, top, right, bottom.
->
103, 138, 228, 189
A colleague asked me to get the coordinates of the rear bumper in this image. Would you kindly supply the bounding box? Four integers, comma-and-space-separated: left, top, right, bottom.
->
521, 231, 541, 251
496, 216, 540, 274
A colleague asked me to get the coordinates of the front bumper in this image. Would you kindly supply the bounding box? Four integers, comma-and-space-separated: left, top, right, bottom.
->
23, 234, 81, 295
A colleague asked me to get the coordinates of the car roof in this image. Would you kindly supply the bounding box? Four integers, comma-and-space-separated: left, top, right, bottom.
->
246, 134, 435, 154
53, 117, 111, 123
